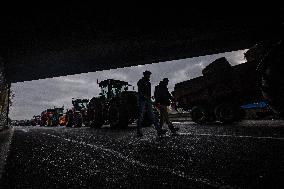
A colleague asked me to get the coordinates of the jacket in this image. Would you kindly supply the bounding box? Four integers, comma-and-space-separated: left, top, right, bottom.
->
154, 83, 173, 106
137, 77, 151, 101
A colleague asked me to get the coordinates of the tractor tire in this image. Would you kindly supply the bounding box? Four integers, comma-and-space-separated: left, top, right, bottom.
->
47, 119, 52, 127
190, 106, 208, 124
66, 122, 73, 127
109, 101, 129, 128
261, 47, 284, 117
88, 98, 104, 128
91, 107, 104, 128
214, 103, 241, 123
66, 114, 74, 127
109, 102, 120, 128
74, 114, 82, 127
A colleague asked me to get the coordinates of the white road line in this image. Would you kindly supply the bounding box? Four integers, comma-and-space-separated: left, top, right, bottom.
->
42, 132, 222, 188
179, 132, 284, 140
20, 128, 28, 133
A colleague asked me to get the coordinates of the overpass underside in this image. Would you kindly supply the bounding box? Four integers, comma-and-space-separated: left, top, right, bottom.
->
0, 7, 283, 83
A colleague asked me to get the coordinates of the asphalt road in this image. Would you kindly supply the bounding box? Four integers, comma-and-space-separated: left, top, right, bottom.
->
1, 120, 284, 188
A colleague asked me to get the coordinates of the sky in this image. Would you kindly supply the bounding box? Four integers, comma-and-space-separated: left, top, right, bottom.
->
10, 50, 247, 120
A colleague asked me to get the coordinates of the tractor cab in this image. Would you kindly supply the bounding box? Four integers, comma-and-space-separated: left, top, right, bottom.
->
54, 107, 64, 115
72, 99, 89, 112
69, 98, 90, 127
98, 79, 131, 100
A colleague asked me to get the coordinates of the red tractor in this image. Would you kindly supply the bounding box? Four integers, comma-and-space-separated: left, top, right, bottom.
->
40, 110, 48, 126
40, 107, 65, 126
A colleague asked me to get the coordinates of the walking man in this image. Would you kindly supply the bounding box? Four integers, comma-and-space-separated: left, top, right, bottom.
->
154, 78, 179, 133
137, 70, 167, 137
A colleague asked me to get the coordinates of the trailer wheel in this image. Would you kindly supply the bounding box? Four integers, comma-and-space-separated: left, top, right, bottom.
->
214, 103, 240, 123
190, 106, 208, 124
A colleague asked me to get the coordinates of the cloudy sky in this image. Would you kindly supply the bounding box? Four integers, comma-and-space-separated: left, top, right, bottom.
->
10, 50, 247, 120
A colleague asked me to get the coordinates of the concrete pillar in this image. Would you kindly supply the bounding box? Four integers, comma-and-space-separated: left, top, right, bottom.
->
0, 57, 9, 130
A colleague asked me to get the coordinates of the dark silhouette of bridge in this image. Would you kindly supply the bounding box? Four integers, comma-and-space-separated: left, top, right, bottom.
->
0, 7, 283, 83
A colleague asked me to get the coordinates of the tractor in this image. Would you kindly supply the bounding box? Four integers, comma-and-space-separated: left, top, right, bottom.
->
66, 98, 89, 127
31, 115, 41, 126
40, 110, 48, 126
87, 79, 139, 128
40, 107, 65, 126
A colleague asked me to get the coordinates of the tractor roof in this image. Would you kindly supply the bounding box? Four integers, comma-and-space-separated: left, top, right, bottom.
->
99, 79, 130, 87
72, 98, 89, 103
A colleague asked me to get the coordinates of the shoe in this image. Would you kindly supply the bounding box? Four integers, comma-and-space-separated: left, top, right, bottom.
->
157, 128, 167, 136
170, 127, 179, 133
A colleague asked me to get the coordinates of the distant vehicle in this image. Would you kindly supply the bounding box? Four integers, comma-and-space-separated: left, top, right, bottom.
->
24, 120, 32, 126
173, 41, 284, 124
31, 115, 41, 126
58, 113, 66, 126
40, 110, 48, 126
40, 107, 65, 126
18, 120, 26, 126
67, 98, 89, 127
12, 120, 20, 126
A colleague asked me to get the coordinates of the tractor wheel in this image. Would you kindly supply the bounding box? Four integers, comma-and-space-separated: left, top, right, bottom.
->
74, 114, 82, 127
190, 106, 208, 124
66, 122, 72, 127
261, 50, 284, 117
90, 107, 104, 128
109, 101, 129, 128
47, 119, 52, 127
88, 98, 104, 128
109, 102, 120, 128
214, 103, 241, 123
91, 107, 104, 128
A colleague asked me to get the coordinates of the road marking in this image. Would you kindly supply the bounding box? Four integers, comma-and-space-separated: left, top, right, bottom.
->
19, 128, 29, 133
42, 132, 222, 188
178, 132, 284, 140
173, 121, 195, 124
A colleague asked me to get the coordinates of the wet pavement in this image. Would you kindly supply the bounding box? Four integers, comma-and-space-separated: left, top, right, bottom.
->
0, 120, 284, 188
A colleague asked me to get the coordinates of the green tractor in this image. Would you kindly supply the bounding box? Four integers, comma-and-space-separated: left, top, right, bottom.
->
87, 79, 139, 128
70, 98, 89, 127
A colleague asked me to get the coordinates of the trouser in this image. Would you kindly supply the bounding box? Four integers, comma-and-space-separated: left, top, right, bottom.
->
159, 105, 174, 130
137, 99, 160, 131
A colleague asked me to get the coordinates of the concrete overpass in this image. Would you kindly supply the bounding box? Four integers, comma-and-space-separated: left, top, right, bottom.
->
0, 7, 283, 83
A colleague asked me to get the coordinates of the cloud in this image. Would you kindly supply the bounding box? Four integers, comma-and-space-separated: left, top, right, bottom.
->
10, 50, 247, 120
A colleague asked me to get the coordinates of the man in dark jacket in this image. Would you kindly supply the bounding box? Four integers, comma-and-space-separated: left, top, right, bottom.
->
154, 78, 179, 133
137, 71, 167, 137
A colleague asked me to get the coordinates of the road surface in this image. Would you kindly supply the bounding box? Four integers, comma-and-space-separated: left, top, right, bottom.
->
0, 120, 284, 188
